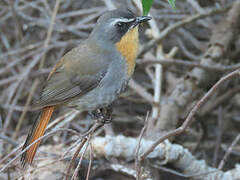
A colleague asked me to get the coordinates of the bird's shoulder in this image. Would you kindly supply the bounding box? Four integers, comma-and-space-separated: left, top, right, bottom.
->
48, 41, 109, 80
34, 42, 109, 108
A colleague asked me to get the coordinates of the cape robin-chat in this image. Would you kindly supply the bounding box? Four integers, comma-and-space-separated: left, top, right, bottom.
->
21, 9, 151, 166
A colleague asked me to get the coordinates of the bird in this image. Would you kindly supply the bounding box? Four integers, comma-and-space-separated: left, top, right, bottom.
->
21, 9, 151, 166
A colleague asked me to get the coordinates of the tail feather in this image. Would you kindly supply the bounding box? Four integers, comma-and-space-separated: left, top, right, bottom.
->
21, 106, 55, 167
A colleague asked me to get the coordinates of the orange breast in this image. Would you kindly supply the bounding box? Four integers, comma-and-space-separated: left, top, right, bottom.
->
115, 27, 139, 77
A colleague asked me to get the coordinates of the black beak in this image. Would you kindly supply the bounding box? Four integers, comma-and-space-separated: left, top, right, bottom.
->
131, 16, 152, 28
136, 16, 152, 23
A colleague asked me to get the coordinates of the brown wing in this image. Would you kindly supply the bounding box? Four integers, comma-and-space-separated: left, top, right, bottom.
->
33, 44, 108, 108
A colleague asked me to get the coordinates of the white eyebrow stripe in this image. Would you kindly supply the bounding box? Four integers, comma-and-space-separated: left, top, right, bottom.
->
110, 18, 135, 26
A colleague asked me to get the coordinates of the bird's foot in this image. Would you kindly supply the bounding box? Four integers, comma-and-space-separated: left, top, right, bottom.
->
89, 106, 112, 124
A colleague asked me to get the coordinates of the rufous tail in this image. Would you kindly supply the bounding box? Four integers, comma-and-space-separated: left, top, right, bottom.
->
21, 106, 55, 167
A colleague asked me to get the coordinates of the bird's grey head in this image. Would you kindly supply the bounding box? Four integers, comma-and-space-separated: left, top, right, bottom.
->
89, 9, 151, 46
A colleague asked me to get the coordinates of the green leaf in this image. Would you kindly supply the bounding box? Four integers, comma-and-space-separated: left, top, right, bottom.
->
168, 0, 176, 9
142, 0, 153, 16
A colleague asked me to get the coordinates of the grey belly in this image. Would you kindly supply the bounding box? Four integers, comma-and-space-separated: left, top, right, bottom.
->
68, 56, 129, 112
67, 80, 127, 112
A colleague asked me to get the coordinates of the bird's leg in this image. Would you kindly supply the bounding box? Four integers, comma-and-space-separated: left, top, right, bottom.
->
101, 105, 113, 123
89, 109, 101, 120
89, 105, 113, 124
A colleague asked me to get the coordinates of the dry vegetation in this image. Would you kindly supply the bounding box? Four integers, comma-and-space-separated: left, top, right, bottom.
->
0, 0, 240, 179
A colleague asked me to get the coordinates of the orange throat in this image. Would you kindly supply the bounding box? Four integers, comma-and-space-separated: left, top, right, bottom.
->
115, 27, 139, 77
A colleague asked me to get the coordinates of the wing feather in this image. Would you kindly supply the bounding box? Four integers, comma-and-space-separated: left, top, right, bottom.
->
33, 44, 108, 108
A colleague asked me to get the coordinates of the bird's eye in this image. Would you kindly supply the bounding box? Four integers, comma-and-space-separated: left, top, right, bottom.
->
116, 22, 124, 28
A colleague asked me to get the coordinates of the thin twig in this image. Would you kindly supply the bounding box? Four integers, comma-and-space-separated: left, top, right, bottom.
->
0, 128, 79, 172
65, 120, 105, 180
85, 142, 93, 180
72, 137, 91, 180
0, 134, 18, 146
129, 80, 154, 103
138, 5, 231, 57
212, 107, 223, 167
135, 112, 149, 180
65, 137, 87, 180
11, 80, 39, 145
39, 0, 61, 68
140, 69, 240, 161
218, 133, 240, 170
200, 85, 240, 115
139, 58, 240, 72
